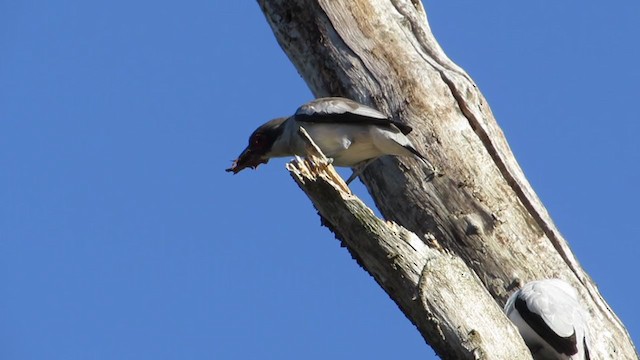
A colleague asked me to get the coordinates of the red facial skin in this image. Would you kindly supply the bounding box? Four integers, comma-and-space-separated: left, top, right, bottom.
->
225, 131, 270, 174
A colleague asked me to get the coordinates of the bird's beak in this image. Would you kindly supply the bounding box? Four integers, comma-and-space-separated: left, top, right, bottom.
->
225, 147, 269, 174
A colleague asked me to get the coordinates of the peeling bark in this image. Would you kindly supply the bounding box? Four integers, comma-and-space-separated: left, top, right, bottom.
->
257, 0, 638, 358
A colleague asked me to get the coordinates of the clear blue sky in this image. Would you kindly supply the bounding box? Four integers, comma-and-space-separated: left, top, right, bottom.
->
1, 1, 638, 359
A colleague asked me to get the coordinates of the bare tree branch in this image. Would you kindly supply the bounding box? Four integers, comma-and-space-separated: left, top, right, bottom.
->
286, 128, 531, 358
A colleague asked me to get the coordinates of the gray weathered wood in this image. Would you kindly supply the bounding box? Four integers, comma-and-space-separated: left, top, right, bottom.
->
258, 0, 638, 358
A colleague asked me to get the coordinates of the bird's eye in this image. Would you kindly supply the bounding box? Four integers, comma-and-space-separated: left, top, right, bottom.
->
252, 134, 263, 146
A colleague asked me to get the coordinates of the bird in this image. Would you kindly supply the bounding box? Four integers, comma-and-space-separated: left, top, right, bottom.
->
504, 279, 590, 360
225, 97, 434, 184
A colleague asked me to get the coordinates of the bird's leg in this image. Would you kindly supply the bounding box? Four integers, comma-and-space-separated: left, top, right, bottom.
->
344, 171, 359, 185
345, 159, 376, 185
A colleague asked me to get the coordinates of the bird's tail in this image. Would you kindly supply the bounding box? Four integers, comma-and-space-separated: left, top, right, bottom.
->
402, 145, 436, 175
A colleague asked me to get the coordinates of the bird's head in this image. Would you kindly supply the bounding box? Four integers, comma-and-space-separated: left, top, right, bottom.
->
225, 117, 287, 174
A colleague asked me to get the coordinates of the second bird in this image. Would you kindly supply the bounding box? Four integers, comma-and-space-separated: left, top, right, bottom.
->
225, 97, 434, 184
505, 279, 591, 360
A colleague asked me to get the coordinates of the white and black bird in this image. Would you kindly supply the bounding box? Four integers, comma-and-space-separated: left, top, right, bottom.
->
225, 97, 434, 184
504, 279, 590, 360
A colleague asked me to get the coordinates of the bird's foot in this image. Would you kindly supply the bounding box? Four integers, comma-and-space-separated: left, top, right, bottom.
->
344, 159, 376, 185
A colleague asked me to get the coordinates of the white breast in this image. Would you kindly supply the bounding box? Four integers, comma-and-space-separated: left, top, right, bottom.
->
299, 123, 380, 166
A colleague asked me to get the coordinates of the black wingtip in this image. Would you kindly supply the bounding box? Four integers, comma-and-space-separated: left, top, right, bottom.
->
514, 297, 579, 356
584, 338, 590, 360
392, 121, 413, 135
402, 145, 428, 162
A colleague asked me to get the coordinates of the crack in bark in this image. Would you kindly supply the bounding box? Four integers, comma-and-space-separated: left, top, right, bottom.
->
390, 0, 580, 282
435, 70, 635, 344
388, 0, 583, 284
390, 0, 472, 82
437, 72, 579, 278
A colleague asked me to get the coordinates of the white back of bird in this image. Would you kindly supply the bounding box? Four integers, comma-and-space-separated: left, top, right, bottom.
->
504, 279, 590, 360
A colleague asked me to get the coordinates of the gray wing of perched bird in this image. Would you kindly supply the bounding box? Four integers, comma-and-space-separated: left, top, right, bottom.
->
294, 97, 414, 135
290, 97, 430, 170
504, 279, 590, 360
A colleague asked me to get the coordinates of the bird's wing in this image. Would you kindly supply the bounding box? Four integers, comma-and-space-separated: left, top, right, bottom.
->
515, 281, 581, 356
294, 97, 413, 135
527, 281, 580, 338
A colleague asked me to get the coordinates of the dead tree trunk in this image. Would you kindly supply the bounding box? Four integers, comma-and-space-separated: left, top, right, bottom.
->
257, 0, 638, 359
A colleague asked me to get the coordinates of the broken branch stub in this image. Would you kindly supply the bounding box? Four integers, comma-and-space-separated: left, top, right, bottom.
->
285, 152, 532, 359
